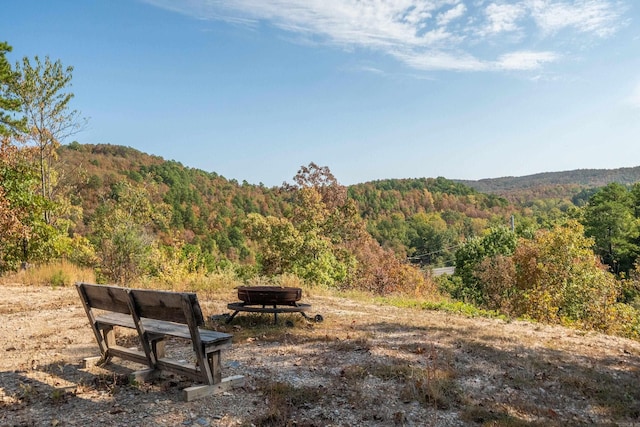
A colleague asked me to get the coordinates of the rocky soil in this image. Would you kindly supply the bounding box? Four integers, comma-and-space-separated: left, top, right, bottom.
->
2, 284, 640, 426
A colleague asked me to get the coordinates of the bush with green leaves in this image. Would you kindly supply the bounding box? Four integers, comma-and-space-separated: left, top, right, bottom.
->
452, 226, 517, 304
472, 220, 639, 335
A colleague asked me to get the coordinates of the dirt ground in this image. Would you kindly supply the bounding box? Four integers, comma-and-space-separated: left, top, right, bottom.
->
2, 284, 640, 427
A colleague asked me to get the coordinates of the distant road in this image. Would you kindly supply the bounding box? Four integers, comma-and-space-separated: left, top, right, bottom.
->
431, 267, 455, 276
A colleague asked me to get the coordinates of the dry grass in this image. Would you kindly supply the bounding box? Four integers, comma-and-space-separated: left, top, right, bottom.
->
223, 296, 640, 425
0, 261, 95, 287
252, 379, 325, 427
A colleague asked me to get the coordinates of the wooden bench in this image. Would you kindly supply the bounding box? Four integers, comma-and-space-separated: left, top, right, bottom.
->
76, 282, 244, 401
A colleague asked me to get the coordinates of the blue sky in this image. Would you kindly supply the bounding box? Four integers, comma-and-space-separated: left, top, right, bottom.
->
3, 0, 640, 186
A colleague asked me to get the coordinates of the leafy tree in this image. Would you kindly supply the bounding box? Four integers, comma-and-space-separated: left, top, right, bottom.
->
0, 140, 31, 269
90, 182, 168, 284
0, 139, 62, 270
474, 254, 517, 312
582, 183, 639, 274
246, 164, 357, 287
8, 55, 85, 223
245, 213, 303, 275
511, 220, 622, 329
0, 46, 80, 270
0, 41, 25, 135
407, 212, 458, 266
246, 210, 352, 287
246, 163, 430, 292
473, 220, 635, 334
453, 226, 517, 304
287, 162, 347, 210
287, 165, 370, 287
631, 183, 640, 219
368, 213, 410, 256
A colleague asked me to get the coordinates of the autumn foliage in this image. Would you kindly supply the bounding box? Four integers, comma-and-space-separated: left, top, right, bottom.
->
247, 163, 431, 294
3, 42, 640, 340
465, 220, 639, 336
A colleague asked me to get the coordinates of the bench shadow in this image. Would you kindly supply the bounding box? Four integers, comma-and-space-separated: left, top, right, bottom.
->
0, 356, 200, 426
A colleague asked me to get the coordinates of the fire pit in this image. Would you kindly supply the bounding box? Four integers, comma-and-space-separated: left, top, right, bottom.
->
237, 286, 301, 305
226, 286, 322, 324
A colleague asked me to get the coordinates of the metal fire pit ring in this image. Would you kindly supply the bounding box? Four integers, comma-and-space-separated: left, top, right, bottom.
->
226, 286, 323, 324
237, 286, 301, 305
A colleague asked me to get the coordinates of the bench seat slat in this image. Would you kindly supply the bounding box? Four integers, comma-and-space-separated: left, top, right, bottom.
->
96, 312, 135, 328
95, 312, 232, 345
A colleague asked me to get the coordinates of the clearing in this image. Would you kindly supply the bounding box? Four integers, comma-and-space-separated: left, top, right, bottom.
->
1, 284, 640, 426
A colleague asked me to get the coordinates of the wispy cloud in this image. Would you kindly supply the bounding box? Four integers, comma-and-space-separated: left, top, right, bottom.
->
436, 3, 467, 27
143, 0, 629, 72
345, 64, 387, 75
529, 0, 627, 37
481, 3, 527, 36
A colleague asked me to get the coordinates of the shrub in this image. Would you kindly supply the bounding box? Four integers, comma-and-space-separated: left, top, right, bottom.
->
466, 220, 638, 336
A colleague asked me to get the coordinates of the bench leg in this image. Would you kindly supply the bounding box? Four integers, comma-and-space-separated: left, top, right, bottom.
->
196, 347, 214, 385
98, 326, 116, 365
150, 336, 167, 360
207, 350, 222, 384
103, 327, 116, 346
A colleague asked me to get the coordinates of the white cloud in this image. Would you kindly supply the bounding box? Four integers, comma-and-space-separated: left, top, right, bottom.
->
495, 50, 559, 70
482, 3, 526, 35
528, 0, 627, 37
397, 48, 488, 71
143, 0, 629, 72
436, 3, 467, 27
349, 65, 387, 75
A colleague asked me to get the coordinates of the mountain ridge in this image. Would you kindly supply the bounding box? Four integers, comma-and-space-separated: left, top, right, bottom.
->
63, 142, 640, 193
453, 166, 640, 194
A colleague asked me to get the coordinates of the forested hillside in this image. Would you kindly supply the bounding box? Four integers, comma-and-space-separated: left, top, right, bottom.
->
456, 167, 640, 199
55, 143, 640, 270
3, 135, 640, 337
53, 144, 640, 338
57, 144, 528, 267
3, 39, 640, 341
59, 143, 286, 266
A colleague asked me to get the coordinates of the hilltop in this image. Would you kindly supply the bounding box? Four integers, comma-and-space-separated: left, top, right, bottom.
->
2, 283, 640, 426
61, 142, 640, 194
454, 167, 640, 197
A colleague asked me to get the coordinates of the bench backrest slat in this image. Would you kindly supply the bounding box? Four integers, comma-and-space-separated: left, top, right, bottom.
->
129, 289, 205, 326
79, 282, 131, 314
